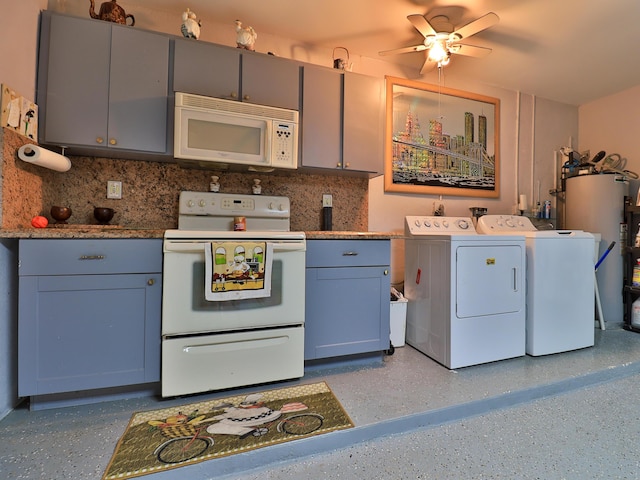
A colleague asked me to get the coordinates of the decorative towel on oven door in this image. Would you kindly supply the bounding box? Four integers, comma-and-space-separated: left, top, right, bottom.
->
204, 241, 274, 301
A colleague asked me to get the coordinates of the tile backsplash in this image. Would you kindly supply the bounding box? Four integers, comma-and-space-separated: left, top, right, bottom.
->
1, 128, 368, 231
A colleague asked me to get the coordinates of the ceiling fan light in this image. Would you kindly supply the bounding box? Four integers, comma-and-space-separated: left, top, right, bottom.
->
428, 40, 448, 63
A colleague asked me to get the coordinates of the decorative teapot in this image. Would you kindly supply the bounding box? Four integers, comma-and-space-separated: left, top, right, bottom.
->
89, 0, 135, 26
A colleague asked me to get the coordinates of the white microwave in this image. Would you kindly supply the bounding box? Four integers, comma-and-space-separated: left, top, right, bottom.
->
174, 92, 299, 170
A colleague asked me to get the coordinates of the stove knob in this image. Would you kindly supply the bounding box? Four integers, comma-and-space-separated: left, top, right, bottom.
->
187, 200, 195, 207
457, 219, 470, 229
269, 202, 275, 210
199, 199, 206, 207
279, 203, 286, 211
414, 219, 421, 227
505, 219, 515, 227
433, 220, 440, 228
442, 220, 449, 228
423, 220, 431, 228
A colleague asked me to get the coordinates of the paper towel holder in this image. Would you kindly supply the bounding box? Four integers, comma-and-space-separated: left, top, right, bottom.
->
21, 145, 67, 157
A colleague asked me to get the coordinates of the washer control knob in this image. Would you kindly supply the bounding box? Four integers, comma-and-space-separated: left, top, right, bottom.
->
187, 200, 195, 208
457, 219, 470, 229
415, 219, 421, 227
505, 219, 515, 227
433, 220, 440, 228
199, 199, 206, 207
442, 220, 449, 228
423, 220, 431, 228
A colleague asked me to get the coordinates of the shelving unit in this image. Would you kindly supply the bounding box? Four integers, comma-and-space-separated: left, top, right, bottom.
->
622, 196, 640, 332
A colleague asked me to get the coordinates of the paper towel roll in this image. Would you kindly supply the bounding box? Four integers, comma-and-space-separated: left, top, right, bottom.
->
518, 194, 527, 211
18, 145, 71, 172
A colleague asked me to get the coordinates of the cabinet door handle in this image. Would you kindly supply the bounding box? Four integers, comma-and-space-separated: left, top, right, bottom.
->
95, 137, 104, 144
147, 278, 155, 286
109, 138, 117, 145
342, 251, 358, 256
230, 92, 237, 99
384, 269, 389, 276
79, 255, 105, 260
243, 94, 250, 101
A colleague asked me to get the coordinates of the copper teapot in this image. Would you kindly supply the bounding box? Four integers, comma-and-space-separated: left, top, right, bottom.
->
89, 0, 135, 26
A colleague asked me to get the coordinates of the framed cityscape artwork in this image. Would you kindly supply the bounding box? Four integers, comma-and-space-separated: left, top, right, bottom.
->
384, 76, 500, 198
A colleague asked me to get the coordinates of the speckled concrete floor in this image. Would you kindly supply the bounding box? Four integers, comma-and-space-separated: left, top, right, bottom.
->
2, 325, 640, 479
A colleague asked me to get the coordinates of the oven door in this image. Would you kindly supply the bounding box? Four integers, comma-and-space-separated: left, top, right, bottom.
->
162, 238, 305, 335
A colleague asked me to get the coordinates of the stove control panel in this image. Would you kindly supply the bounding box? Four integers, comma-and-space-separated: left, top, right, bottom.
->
179, 191, 290, 218
476, 215, 536, 233
405, 216, 477, 235
178, 191, 291, 231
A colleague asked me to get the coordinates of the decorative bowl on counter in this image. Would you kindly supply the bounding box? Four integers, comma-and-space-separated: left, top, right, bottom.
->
50, 206, 72, 224
94, 207, 115, 225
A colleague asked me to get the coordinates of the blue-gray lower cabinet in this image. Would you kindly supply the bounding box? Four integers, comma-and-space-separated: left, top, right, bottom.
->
18, 239, 162, 397
304, 239, 390, 360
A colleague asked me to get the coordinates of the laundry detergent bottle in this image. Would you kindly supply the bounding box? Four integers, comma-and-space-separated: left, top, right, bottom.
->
633, 259, 640, 287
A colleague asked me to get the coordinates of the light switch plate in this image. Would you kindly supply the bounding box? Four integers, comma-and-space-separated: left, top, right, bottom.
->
322, 194, 332, 207
107, 181, 122, 199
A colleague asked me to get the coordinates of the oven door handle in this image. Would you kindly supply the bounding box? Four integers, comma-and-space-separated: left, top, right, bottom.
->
164, 241, 305, 253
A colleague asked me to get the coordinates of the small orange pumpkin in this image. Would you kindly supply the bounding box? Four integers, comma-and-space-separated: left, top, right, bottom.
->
31, 216, 49, 228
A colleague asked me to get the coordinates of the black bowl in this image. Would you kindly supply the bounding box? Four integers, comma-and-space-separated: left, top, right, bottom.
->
94, 207, 115, 225
51, 206, 72, 224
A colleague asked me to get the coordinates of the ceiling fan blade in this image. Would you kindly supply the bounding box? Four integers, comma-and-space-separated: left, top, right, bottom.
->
379, 44, 427, 56
452, 12, 499, 40
420, 59, 437, 75
407, 14, 436, 38
451, 44, 493, 58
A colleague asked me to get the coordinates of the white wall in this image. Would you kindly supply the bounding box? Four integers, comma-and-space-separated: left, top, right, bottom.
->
579, 85, 640, 181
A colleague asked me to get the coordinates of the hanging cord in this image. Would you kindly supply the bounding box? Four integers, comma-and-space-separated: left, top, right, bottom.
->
437, 64, 445, 120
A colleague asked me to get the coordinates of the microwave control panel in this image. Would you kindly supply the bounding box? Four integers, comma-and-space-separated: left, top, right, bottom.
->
271, 122, 298, 168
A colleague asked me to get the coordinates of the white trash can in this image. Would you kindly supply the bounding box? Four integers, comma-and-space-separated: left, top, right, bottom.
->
390, 288, 407, 347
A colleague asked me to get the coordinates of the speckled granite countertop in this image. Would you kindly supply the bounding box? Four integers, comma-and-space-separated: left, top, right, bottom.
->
304, 231, 402, 239
0, 228, 165, 239
0, 228, 402, 240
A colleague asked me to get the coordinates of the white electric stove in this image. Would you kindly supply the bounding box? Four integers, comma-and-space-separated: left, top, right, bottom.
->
161, 191, 306, 397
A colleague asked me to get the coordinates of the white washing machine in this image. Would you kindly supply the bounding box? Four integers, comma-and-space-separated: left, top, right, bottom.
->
476, 215, 595, 356
404, 216, 526, 369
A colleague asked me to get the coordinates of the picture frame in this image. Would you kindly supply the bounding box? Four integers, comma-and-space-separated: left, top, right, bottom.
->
384, 76, 500, 198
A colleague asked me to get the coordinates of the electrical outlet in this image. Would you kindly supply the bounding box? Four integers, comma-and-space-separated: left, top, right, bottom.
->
107, 181, 122, 199
322, 194, 332, 207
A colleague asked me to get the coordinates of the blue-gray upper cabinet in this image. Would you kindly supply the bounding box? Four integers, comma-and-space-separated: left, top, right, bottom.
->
173, 39, 300, 111
301, 66, 342, 170
18, 239, 162, 398
37, 12, 170, 155
301, 65, 383, 175
173, 39, 240, 101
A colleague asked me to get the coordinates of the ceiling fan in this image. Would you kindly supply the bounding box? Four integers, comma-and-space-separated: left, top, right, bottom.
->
379, 12, 499, 74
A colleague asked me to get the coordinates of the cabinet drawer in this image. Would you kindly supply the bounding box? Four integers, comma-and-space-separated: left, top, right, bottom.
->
19, 239, 162, 276
306, 239, 390, 267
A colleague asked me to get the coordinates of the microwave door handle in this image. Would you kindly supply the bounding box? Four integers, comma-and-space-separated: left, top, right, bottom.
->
264, 120, 272, 164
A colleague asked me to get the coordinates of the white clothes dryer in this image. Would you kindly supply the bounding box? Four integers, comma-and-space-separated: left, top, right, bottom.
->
404, 216, 526, 369
476, 215, 595, 356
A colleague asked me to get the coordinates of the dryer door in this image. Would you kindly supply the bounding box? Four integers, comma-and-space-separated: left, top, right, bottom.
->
455, 245, 524, 318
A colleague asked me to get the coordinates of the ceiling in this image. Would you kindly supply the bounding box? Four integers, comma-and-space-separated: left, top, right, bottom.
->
103, 0, 640, 105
